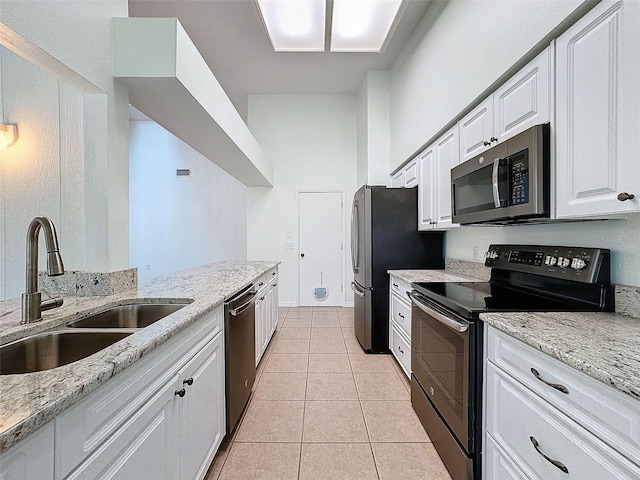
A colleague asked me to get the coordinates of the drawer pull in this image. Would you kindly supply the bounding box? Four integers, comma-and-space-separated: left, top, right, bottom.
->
259, 282, 264, 287
397, 345, 404, 355
530, 436, 569, 474
183, 377, 194, 386
393, 283, 399, 288
175, 388, 186, 398
530, 368, 569, 394
398, 313, 405, 319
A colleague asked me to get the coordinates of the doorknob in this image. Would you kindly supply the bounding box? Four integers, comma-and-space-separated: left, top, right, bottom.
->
300, 253, 305, 258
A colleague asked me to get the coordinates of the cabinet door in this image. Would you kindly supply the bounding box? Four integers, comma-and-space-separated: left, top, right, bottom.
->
495, 46, 552, 143
179, 332, 225, 480
459, 97, 494, 162
66, 377, 180, 480
417, 147, 436, 230
434, 126, 460, 229
556, 0, 640, 218
255, 296, 265, 366
0, 423, 54, 480
391, 170, 404, 187
403, 159, 418, 188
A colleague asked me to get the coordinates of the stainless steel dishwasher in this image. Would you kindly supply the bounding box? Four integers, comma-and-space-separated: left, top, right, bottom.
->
224, 284, 257, 434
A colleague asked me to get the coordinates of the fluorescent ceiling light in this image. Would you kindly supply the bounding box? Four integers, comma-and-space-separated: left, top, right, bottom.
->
256, 0, 325, 52
331, 0, 403, 52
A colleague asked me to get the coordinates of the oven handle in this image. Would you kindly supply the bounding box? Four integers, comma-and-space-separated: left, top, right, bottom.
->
409, 292, 469, 333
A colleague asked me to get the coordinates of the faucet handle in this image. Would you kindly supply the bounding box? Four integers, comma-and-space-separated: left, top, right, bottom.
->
41, 296, 64, 312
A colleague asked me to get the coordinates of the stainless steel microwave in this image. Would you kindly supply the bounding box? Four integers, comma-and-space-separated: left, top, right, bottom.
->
451, 123, 550, 225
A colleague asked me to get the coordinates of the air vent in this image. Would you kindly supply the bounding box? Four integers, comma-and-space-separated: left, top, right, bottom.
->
176, 169, 191, 177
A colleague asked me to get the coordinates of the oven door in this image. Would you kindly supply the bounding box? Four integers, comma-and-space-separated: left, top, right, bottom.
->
410, 292, 474, 452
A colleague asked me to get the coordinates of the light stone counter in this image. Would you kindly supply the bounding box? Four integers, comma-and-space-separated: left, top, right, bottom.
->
387, 269, 483, 284
480, 311, 640, 402
0, 261, 278, 453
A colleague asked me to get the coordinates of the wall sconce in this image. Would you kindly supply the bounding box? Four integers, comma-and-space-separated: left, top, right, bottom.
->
0, 123, 18, 151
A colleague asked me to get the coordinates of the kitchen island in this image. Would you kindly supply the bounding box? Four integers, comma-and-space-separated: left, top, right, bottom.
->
0, 260, 278, 458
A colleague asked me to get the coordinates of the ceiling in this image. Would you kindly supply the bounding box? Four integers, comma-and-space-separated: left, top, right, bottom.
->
128, 0, 432, 120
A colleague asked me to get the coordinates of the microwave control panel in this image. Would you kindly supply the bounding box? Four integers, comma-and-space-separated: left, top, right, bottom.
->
509, 150, 529, 206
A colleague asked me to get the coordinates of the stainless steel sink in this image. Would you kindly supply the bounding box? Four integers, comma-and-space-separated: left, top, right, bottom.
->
67, 303, 188, 329
0, 331, 132, 375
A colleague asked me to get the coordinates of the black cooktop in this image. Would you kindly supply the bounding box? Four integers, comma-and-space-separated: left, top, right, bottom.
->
412, 281, 593, 319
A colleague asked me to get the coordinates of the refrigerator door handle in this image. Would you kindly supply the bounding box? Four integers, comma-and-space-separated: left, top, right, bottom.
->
351, 282, 365, 298
351, 201, 359, 273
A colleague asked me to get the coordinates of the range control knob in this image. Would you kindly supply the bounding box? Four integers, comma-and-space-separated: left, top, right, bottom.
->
571, 258, 587, 270
485, 250, 499, 260
558, 257, 571, 268
544, 255, 557, 266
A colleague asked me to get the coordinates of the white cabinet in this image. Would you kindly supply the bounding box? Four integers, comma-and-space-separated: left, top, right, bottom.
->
418, 125, 460, 231
460, 47, 552, 163
484, 326, 640, 479
391, 158, 419, 188
555, 0, 640, 218
460, 97, 495, 162
255, 268, 279, 366
56, 306, 225, 480
388, 274, 411, 378
417, 147, 436, 230
0, 423, 54, 480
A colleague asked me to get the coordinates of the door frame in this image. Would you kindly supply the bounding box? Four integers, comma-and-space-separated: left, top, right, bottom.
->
296, 189, 346, 307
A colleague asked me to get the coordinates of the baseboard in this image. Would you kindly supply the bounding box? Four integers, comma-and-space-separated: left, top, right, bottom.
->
279, 301, 298, 308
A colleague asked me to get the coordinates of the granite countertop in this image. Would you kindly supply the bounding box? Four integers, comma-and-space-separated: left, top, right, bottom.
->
387, 269, 483, 284
0, 261, 278, 453
480, 311, 640, 402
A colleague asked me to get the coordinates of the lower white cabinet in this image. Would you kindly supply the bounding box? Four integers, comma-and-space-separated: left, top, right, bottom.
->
484, 325, 640, 479
388, 274, 411, 378
55, 306, 225, 480
255, 268, 279, 366
0, 422, 54, 480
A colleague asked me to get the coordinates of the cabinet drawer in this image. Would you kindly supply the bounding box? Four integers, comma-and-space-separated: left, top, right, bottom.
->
390, 293, 411, 338
486, 363, 640, 480
390, 323, 410, 378
390, 277, 407, 297
55, 306, 222, 479
487, 327, 640, 465
485, 433, 529, 480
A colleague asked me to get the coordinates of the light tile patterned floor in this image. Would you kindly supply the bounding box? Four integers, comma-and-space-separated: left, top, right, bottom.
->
205, 307, 452, 480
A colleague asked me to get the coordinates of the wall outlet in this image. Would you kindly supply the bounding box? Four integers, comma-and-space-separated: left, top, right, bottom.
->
284, 243, 294, 250
472, 246, 479, 261
146, 264, 151, 270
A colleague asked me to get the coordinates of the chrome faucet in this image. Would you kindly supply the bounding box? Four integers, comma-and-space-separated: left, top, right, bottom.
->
21, 217, 65, 324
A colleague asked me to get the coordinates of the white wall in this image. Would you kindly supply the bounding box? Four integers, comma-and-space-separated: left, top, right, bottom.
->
129, 121, 247, 281
357, 71, 391, 186
0, 0, 130, 300
389, 0, 588, 169
247, 95, 358, 306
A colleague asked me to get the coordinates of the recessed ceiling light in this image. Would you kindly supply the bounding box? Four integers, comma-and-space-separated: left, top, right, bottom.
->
330, 0, 403, 52
256, 0, 326, 52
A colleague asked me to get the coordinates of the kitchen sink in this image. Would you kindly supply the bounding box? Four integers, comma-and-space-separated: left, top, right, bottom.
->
67, 303, 188, 329
0, 331, 132, 375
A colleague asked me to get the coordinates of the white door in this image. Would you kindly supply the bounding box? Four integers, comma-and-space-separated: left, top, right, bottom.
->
299, 191, 343, 306
417, 147, 436, 230
435, 125, 460, 229
459, 97, 495, 162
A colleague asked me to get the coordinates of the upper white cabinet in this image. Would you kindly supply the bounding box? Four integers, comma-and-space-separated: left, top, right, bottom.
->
460, 47, 553, 163
417, 147, 436, 229
555, 0, 640, 218
391, 158, 419, 188
418, 125, 460, 230
460, 97, 495, 162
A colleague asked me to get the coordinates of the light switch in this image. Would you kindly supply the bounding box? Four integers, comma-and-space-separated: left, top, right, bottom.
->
287, 231, 292, 238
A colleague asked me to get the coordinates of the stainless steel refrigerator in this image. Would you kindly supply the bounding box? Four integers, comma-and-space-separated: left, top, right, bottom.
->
350, 185, 444, 352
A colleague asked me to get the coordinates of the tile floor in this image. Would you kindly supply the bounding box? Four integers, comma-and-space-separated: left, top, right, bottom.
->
205, 307, 452, 480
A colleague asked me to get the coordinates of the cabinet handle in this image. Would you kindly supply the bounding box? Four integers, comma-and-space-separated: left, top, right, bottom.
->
260, 296, 265, 301
397, 345, 404, 355
490, 136, 498, 143
393, 283, 399, 288
483, 140, 491, 146
398, 313, 405, 319
273, 283, 278, 287
617, 192, 635, 201
258, 282, 264, 287
174, 388, 186, 398
530, 368, 569, 394
529, 436, 569, 474
272, 272, 276, 275
183, 377, 193, 386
